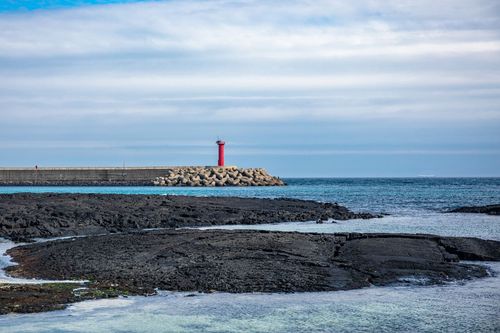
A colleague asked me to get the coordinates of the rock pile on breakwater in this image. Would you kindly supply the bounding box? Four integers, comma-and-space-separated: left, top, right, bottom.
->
152, 166, 285, 186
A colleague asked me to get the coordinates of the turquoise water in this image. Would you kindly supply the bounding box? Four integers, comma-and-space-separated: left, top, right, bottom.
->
1, 178, 500, 332
2, 178, 500, 215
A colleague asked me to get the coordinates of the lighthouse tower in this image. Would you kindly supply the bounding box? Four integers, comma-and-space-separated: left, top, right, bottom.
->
216, 140, 225, 167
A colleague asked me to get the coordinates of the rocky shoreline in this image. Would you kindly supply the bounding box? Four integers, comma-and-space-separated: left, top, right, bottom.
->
448, 204, 500, 215
1, 194, 499, 316
0, 194, 378, 242
2, 230, 499, 314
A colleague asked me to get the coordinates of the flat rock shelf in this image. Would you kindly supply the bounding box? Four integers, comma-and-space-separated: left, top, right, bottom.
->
2, 230, 499, 314
0, 193, 379, 241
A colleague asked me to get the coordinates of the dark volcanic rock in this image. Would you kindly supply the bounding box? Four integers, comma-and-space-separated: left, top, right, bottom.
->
448, 204, 500, 215
0, 284, 78, 314
438, 236, 500, 260
7, 231, 499, 295
0, 194, 379, 241
0, 283, 138, 315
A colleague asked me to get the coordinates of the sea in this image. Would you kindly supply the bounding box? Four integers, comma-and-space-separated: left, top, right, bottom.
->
0, 178, 499, 332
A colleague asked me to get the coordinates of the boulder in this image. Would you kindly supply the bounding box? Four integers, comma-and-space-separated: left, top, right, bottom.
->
153, 167, 285, 187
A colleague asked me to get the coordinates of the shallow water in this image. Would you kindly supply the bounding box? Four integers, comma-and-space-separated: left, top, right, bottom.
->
1, 262, 499, 333
200, 212, 500, 241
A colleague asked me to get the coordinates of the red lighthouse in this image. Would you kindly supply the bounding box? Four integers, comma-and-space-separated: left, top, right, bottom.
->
216, 140, 225, 167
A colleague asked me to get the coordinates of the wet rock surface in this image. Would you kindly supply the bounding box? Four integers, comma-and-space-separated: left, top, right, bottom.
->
7, 230, 499, 296
0, 194, 378, 242
448, 204, 500, 215
0, 283, 138, 315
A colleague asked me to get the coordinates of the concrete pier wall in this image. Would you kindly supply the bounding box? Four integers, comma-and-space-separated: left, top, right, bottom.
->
0, 167, 182, 186
0, 166, 285, 186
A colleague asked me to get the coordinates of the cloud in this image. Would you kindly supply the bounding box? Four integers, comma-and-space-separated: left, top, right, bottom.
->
2, 69, 500, 122
0, 0, 499, 173
0, 1, 499, 124
1, 1, 499, 59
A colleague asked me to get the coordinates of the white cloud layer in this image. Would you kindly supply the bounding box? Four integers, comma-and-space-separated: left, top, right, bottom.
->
1, 0, 499, 122
1, 0, 500, 175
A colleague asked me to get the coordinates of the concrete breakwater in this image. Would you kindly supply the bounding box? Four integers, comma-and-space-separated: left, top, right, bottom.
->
0, 167, 171, 186
153, 166, 285, 186
0, 166, 285, 186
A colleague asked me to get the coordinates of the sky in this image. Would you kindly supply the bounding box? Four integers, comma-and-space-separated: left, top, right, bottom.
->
1, 0, 500, 177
